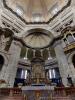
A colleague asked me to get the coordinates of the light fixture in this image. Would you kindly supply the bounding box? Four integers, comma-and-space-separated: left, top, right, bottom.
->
49, 70, 52, 79
21, 70, 24, 79
16, 6, 23, 15
24, 70, 27, 79
17, 9, 22, 15
34, 16, 40, 22
52, 7, 58, 15
24, 57, 28, 60
48, 57, 52, 60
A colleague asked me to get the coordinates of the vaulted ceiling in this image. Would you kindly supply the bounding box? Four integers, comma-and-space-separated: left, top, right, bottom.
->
5, 0, 69, 23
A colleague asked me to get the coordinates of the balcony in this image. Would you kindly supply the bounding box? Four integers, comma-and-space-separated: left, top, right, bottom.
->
64, 41, 75, 52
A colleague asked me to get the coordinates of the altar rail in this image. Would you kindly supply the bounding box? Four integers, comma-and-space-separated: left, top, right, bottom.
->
0, 88, 22, 96
0, 87, 75, 100
54, 87, 75, 96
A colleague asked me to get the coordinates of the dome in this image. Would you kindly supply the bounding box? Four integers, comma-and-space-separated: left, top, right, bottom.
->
4, 0, 69, 23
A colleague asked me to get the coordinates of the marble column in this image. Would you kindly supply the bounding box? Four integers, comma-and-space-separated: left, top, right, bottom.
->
1, 40, 22, 87
53, 40, 70, 87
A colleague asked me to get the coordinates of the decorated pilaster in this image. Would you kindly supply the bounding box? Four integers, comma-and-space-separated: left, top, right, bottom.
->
53, 40, 70, 87
1, 40, 22, 87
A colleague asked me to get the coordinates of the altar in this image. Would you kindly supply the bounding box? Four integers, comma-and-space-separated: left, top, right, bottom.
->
22, 85, 54, 100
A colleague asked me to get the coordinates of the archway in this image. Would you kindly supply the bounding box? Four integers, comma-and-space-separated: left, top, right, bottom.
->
72, 54, 75, 68
0, 55, 4, 71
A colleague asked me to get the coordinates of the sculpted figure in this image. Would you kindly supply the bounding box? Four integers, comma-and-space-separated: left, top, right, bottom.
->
0, 34, 9, 50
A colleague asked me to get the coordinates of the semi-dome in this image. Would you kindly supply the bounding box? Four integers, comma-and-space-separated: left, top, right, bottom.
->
23, 29, 53, 49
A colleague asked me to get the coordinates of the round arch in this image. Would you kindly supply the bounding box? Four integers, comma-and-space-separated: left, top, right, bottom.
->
0, 52, 8, 67
68, 51, 75, 64
68, 51, 75, 78
0, 55, 4, 71
22, 28, 54, 49
72, 55, 75, 68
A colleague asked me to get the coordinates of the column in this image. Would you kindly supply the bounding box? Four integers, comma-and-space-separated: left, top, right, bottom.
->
33, 50, 35, 58
24, 48, 28, 60
47, 48, 52, 60
1, 40, 22, 87
53, 40, 70, 87
40, 49, 43, 57
61, 39, 66, 48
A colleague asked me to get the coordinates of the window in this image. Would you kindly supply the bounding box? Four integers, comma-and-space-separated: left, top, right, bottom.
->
49, 69, 56, 79
21, 70, 27, 79
49, 3, 59, 15
16, 5, 24, 15
49, 68, 60, 79
16, 68, 28, 79
66, 34, 74, 43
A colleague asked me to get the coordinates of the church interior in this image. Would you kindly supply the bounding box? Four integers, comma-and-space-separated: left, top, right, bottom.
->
0, 0, 75, 100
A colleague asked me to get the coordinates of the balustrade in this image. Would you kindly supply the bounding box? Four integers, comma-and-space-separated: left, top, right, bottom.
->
0, 87, 75, 100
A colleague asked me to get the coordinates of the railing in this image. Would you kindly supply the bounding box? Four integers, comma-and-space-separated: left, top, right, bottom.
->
0, 87, 75, 100
0, 88, 22, 96
64, 41, 75, 52
23, 87, 75, 100
54, 87, 75, 96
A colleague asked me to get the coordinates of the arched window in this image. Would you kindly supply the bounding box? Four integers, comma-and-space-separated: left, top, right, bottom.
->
0, 55, 4, 71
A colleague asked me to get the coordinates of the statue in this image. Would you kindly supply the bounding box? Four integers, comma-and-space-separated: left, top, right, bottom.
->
0, 34, 10, 50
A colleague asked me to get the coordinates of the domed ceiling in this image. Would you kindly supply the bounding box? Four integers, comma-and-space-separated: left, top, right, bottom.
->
4, 0, 69, 23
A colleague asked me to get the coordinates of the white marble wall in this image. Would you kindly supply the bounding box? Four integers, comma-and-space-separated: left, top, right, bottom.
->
68, 51, 75, 84
0, 40, 22, 87
53, 40, 71, 87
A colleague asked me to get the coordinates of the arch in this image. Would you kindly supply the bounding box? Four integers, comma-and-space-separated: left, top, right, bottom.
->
0, 55, 4, 71
66, 33, 74, 43
68, 51, 75, 64
73, 33, 75, 37
23, 28, 54, 38
22, 28, 54, 49
66, 33, 72, 38
68, 51, 75, 81
0, 52, 8, 67
72, 55, 75, 68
